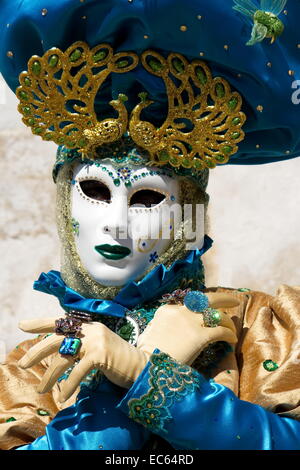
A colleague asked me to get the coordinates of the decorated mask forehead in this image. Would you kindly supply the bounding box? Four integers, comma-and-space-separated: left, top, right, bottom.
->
71, 159, 182, 287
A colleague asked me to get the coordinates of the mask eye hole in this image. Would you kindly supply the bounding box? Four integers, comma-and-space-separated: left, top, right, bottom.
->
130, 189, 166, 208
79, 180, 111, 203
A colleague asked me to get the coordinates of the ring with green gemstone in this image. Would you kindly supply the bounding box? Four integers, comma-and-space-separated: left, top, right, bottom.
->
202, 308, 222, 328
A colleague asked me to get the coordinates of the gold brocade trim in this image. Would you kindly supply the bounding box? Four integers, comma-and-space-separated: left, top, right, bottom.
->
17, 42, 246, 172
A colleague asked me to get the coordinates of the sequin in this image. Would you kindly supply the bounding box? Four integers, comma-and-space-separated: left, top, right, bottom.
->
6, 417, 16, 422
36, 409, 50, 416
263, 360, 279, 372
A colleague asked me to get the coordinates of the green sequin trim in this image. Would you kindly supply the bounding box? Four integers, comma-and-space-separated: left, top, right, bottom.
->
128, 351, 201, 433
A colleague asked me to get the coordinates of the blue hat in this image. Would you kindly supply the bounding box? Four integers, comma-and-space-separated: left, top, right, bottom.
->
0, 0, 299, 166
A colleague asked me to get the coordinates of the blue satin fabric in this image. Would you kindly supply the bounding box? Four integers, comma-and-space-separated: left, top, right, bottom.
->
18, 348, 300, 450
1, 0, 300, 165
18, 378, 151, 450
33, 235, 212, 317
118, 350, 300, 450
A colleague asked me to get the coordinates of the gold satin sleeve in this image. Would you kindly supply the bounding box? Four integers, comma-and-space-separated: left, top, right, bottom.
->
205, 285, 300, 421
0, 336, 76, 450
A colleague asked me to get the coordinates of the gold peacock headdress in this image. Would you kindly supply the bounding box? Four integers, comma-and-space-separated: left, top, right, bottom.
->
16, 41, 246, 171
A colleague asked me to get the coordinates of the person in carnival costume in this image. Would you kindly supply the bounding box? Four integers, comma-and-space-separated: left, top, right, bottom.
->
0, 0, 300, 451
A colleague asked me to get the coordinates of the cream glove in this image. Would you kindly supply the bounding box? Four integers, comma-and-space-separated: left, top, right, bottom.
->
18, 319, 148, 400
137, 294, 238, 366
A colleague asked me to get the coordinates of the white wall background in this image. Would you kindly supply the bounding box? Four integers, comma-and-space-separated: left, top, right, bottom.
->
0, 77, 299, 353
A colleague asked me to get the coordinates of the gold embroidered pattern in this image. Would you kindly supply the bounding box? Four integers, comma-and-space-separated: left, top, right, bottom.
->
130, 51, 246, 170
17, 42, 246, 170
17, 42, 138, 155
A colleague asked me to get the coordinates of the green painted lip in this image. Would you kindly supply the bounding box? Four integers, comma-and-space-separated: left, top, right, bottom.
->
95, 244, 131, 260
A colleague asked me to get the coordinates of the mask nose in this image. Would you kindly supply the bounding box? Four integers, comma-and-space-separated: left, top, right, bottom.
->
100, 195, 128, 239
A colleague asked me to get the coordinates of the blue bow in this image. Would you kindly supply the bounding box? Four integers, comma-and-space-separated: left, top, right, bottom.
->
34, 235, 213, 319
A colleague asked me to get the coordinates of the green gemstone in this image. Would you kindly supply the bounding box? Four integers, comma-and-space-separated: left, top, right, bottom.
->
57, 137, 65, 144
118, 93, 128, 103
263, 360, 279, 372
238, 288, 251, 292
49, 55, 59, 67
227, 370, 231, 374
37, 409, 50, 416
169, 156, 179, 166
33, 127, 43, 134
232, 117, 241, 125
6, 417, 16, 422
19, 90, 29, 101
70, 49, 82, 62
232, 131, 241, 139
125, 181, 132, 187
27, 118, 35, 126
215, 83, 225, 98
113, 178, 121, 187
24, 77, 31, 87
228, 97, 238, 110
134, 175, 138, 180
205, 158, 216, 168
222, 145, 233, 154
23, 106, 31, 115
193, 159, 203, 169
172, 58, 184, 73
211, 311, 221, 323
182, 158, 191, 168
141, 172, 146, 177
149, 58, 164, 72
79, 138, 87, 147
138, 92, 148, 102
93, 50, 107, 62
44, 133, 53, 141
215, 154, 226, 163
196, 67, 207, 85
117, 60, 129, 68
32, 61, 41, 76
158, 150, 169, 162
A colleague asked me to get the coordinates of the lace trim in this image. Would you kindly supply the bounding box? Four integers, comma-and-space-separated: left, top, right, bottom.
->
128, 351, 201, 433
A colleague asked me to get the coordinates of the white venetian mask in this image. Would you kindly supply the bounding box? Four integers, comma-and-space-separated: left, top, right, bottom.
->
71, 159, 180, 286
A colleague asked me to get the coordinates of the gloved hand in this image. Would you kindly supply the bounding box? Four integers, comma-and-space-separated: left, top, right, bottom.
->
137, 292, 238, 365
18, 318, 148, 400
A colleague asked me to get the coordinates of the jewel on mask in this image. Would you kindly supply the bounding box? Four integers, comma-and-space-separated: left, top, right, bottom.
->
149, 251, 158, 263
71, 218, 80, 236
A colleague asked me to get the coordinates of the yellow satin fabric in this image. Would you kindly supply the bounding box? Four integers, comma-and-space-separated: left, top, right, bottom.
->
209, 285, 300, 421
0, 337, 78, 450
1, 284, 300, 449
